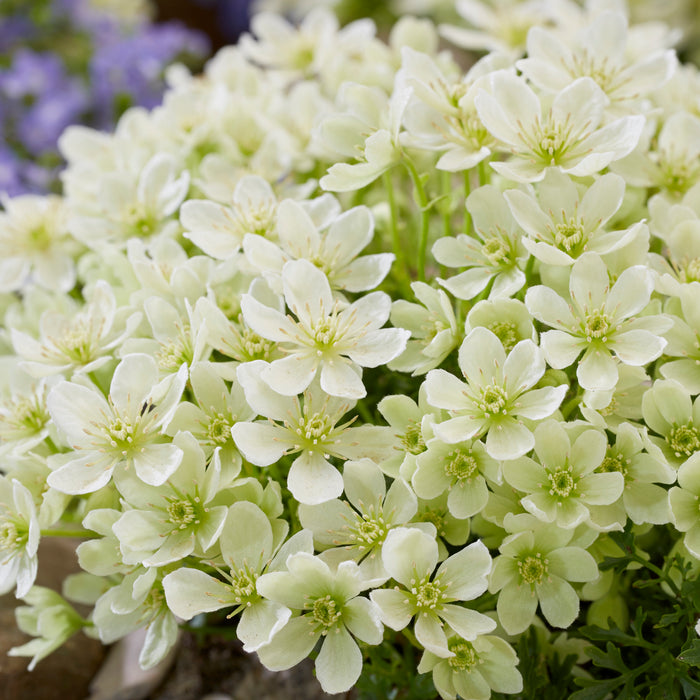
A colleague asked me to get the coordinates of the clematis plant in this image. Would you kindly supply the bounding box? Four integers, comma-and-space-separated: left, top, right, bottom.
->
2, 1, 700, 698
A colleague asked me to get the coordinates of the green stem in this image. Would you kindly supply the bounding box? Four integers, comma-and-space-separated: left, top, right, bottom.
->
404, 158, 430, 282
440, 169, 452, 239
41, 529, 89, 538
463, 169, 472, 238
477, 158, 489, 187
383, 170, 412, 297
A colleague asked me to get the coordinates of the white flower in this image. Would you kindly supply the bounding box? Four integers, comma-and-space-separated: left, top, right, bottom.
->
517, 11, 676, 116
0, 476, 40, 598
475, 72, 645, 182
11, 280, 141, 378
525, 252, 670, 392
232, 361, 397, 505
0, 194, 77, 293
242, 199, 394, 294
46, 354, 187, 494
240, 259, 409, 399
424, 327, 567, 460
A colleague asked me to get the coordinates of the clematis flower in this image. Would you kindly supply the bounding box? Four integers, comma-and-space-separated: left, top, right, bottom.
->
46, 353, 187, 494
256, 553, 384, 694
240, 258, 409, 399
163, 502, 312, 652
370, 527, 495, 657
232, 362, 397, 505
424, 327, 567, 460
489, 514, 598, 634
525, 252, 670, 392
474, 72, 645, 183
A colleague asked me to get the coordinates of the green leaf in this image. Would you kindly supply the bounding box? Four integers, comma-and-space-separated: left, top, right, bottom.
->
586, 642, 629, 673
570, 678, 621, 700
656, 608, 685, 628
678, 639, 700, 667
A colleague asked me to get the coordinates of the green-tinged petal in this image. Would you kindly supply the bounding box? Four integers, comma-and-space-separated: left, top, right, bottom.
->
503, 456, 544, 492
287, 451, 343, 505
579, 472, 624, 505
625, 482, 672, 525
485, 418, 534, 460
316, 625, 362, 694
489, 556, 518, 593
669, 487, 699, 531
459, 328, 505, 388
512, 385, 567, 420
221, 502, 274, 570
382, 527, 438, 585
163, 568, 236, 619
571, 429, 606, 474
453, 666, 491, 700
369, 588, 413, 630
537, 576, 580, 628
238, 599, 292, 652
139, 611, 178, 670
496, 582, 538, 635
440, 604, 496, 640
525, 286, 576, 330
343, 459, 386, 510
434, 415, 486, 444
478, 637, 522, 693
577, 347, 618, 392
256, 616, 319, 671
343, 596, 383, 645
547, 547, 598, 582
424, 370, 469, 411
415, 612, 450, 657
447, 477, 489, 519
678, 459, 700, 493
438, 540, 491, 601
684, 523, 700, 558
503, 339, 544, 395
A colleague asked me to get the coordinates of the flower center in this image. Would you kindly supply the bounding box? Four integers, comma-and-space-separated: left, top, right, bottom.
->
311, 595, 342, 630
106, 415, 137, 452
156, 329, 193, 372
487, 321, 518, 352
238, 324, 274, 361
478, 385, 508, 415
0, 395, 49, 440
445, 448, 479, 482
353, 515, 387, 549
680, 257, 700, 284
400, 421, 426, 455
481, 237, 509, 265
0, 517, 26, 553
234, 202, 276, 238
668, 422, 700, 457
584, 309, 611, 341
28, 224, 52, 251
517, 553, 548, 585
230, 567, 258, 604
599, 451, 628, 477
207, 412, 232, 445
167, 499, 197, 528
413, 576, 444, 611
447, 639, 478, 671
553, 219, 585, 252
547, 467, 576, 498
313, 317, 340, 349
297, 410, 332, 447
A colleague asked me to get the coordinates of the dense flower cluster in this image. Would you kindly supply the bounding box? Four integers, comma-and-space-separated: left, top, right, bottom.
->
0, 0, 208, 197
2, 0, 700, 697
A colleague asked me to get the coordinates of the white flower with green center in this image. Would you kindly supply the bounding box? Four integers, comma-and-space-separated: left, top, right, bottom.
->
240, 259, 409, 399
0, 476, 40, 598
11, 280, 141, 378
376, 386, 444, 479
0, 368, 55, 457
232, 361, 397, 504
504, 170, 641, 266
424, 327, 567, 460
417, 632, 522, 700
432, 185, 527, 301
181, 175, 281, 259
593, 422, 675, 527
400, 47, 505, 172
475, 72, 645, 183
502, 419, 624, 529
614, 111, 700, 197
669, 457, 700, 558
111, 431, 229, 567
489, 514, 598, 634
370, 527, 495, 657
46, 353, 187, 494
255, 553, 384, 694
317, 79, 411, 192
163, 502, 312, 652
517, 11, 676, 116
642, 378, 700, 470
92, 569, 179, 670
0, 193, 77, 293
388, 281, 460, 376
166, 361, 254, 483
243, 200, 394, 294
413, 493, 472, 556
525, 252, 670, 392
413, 437, 501, 520
298, 458, 430, 585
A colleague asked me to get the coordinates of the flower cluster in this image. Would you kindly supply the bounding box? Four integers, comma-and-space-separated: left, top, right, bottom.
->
2, 1, 700, 698
0, 0, 209, 197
